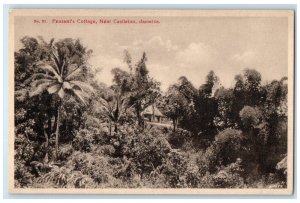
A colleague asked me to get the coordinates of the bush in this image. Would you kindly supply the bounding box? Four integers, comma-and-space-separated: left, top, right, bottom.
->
131, 129, 172, 176
160, 150, 188, 187
197, 128, 246, 178
212, 160, 245, 188
72, 129, 93, 152
14, 161, 34, 187
239, 106, 262, 129
167, 128, 192, 149
35, 166, 97, 188
94, 144, 115, 156
214, 128, 245, 166
57, 144, 74, 161
69, 151, 115, 185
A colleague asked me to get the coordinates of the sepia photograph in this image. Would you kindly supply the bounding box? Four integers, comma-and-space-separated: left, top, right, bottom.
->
9, 9, 294, 194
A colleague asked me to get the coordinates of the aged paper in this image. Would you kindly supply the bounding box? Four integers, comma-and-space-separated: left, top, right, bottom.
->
9, 9, 294, 194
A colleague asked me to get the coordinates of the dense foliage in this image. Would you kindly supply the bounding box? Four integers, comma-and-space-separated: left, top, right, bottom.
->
14, 37, 288, 189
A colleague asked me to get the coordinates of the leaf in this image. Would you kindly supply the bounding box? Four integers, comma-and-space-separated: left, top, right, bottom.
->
64, 65, 85, 81
15, 89, 28, 102
31, 73, 56, 81
72, 89, 87, 105
62, 81, 72, 90
70, 80, 94, 93
29, 81, 54, 97
31, 79, 54, 88
57, 87, 65, 99
36, 62, 62, 82
47, 83, 61, 94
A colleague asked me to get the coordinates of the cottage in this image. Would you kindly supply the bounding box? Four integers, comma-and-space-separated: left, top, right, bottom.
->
142, 105, 164, 123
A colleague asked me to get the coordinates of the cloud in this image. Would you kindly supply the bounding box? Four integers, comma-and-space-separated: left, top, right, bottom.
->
132, 36, 178, 52
89, 53, 125, 85
232, 51, 256, 64
175, 42, 215, 69
147, 63, 177, 91
89, 36, 181, 87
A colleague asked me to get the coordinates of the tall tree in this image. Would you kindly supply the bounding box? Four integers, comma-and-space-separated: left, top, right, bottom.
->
98, 89, 130, 135
28, 38, 94, 159
111, 51, 161, 128
232, 69, 265, 127
214, 87, 235, 130
191, 71, 219, 139
163, 85, 189, 131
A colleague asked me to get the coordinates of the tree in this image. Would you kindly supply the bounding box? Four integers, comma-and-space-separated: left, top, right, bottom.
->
111, 51, 161, 128
28, 38, 94, 160
171, 76, 197, 133
98, 89, 130, 136
190, 71, 219, 140
214, 87, 235, 130
232, 69, 265, 127
239, 106, 261, 132
199, 70, 219, 97
214, 128, 245, 166
163, 85, 189, 131
257, 77, 288, 173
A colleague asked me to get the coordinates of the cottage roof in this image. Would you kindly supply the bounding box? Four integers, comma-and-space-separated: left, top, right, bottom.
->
142, 105, 164, 117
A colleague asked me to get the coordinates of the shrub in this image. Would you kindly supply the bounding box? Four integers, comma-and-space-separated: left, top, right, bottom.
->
14, 161, 34, 187
167, 128, 192, 149
131, 130, 172, 176
185, 162, 201, 188
160, 150, 188, 188
69, 171, 96, 188
69, 151, 115, 185
212, 160, 245, 188
15, 133, 35, 163
57, 144, 74, 161
239, 106, 262, 129
35, 166, 97, 188
214, 128, 245, 166
72, 129, 94, 152
197, 128, 245, 177
94, 145, 115, 156
36, 166, 71, 187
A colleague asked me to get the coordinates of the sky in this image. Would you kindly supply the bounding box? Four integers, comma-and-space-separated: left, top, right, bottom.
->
14, 15, 289, 91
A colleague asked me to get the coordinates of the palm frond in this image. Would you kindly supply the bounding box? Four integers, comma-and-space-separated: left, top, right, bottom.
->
50, 49, 61, 72
57, 87, 65, 99
36, 62, 62, 82
64, 65, 85, 81
70, 80, 94, 93
48, 60, 61, 75
47, 83, 61, 94
31, 73, 56, 81
62, 81, 72, 90
29, 81, 55, 97
72, 89, 87, 105
31, 79, 55, 88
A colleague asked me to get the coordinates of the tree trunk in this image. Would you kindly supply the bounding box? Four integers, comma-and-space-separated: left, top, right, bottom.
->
47, 117, 52, 137
136, 106, 143, 128
152, 104, 155, 122
114, 122, 118, 134
43, 129, 49, 164
138, 114, 144, 128
172, 118, 178, 132
173, 118, 176, 132
55, 105, 61, 160
53, 110, 58, 133
109, 121, 112, 136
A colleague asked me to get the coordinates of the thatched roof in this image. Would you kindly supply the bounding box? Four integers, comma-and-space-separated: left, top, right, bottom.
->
142, 105, 164, 117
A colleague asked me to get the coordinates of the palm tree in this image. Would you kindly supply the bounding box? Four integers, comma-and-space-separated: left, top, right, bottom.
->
99, 93, 129, 136
29, 42, 93, 160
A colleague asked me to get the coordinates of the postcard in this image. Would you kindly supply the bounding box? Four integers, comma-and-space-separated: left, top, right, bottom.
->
9, 9, 294, 194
